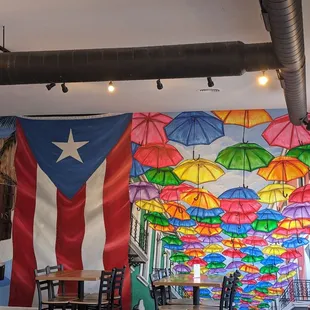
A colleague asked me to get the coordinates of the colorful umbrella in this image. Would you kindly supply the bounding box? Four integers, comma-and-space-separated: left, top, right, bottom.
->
258, 156, 308, 182
181, 188, 220, 209
251, 219, 278, 232
220, 199, 261, 213
221, 212, 257, 224
286, 144, 310, 166
131, 112, 172, 145
243, 285, 257, 293
263, 245, 286, 256
177, 227, 197, 235
194, 216, 222, 224
184, 249, 205, 257
160, 184, 193, 201
261, 256, 284, 265
135, 199, 164, 213
227, 261, 244, 269
149, 223, 174, 232
278, 218, 310, 230
282, 237, 309, 248
130, 143, 151, 177
161, 235, 182, 245
260, 265, 279, 274
187, 257, 207, 267
204, 253, 226, 263
174, 158, 224, 184
134, 143, 183, 168
170, 252, 190, 263
164, 111, 224, 146
259, 274, 277, 282
144, 212, 169, 226
196, 224, 222, 236
289, 185, 310, 203
219, 187, 259, 200
258, 184, 295, 204
243, 274, 260, 281
145, 167, 183, 186
180, 235, 199, 243
222, 249, 246, 259
257, 209, 285, 221
278, 263, 299, 275
129, 182, 159, 203
273, 281, 289, 288
221, 223, 252, 234
163, 202, 189, 219
187, 207, 223, 218
242, 255, 264, 263
173, 264, 191, 273
280, 249, 302, 260
262, 113, 310, 149
183, 242, 204, 250
282, 202, 310, 219
169, 218, 196, 227
207, 262, 226, 269
222, 230, 248, 238
204, 244, 224, 253
278, 271, 296, 282
244, 236, 267, 246
240, 264, 260, 274
241, 247, 263, 256
222, 239, 246, 248
198, 235, 223, 243
164, 244, 184, 250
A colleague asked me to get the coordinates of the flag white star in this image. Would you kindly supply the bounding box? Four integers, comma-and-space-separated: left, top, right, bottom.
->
52, 129, 89, 163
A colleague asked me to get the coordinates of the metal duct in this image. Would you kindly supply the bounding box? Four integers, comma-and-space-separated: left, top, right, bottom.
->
0, 41, 280, 85
261, 0, 307, 125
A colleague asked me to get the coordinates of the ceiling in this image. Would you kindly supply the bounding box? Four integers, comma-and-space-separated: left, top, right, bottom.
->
0, 0, 309, 116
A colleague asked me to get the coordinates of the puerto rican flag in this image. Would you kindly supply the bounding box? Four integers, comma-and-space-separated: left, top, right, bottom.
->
9, 114, 132, 309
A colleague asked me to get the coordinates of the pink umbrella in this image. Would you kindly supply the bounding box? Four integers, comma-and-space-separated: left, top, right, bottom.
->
160, 184, 194, 201
262, 113, 310, 149
289, 185, 310, 203
131, 112, 172, 145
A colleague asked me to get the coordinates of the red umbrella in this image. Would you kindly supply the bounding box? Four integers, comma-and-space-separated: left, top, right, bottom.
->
259, 274, 277, 282
131, 112, 172, 145
262, 113, 310, 149
221, 212, 257, 224
280, 249, 302, 260
187, 257, 207, 267
134, 143, 183, 168
220, 199, 261, 213
160, 184, 194, 201
244, 236, 268, 247
180, 235, 199, 243
289, 185, 310, 203
222, 249, 246, 259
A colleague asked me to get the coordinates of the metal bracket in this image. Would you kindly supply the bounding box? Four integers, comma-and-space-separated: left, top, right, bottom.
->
0, 26, 10, 53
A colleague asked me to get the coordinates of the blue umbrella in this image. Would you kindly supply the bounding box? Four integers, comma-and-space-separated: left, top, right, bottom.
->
168, 218, 196, 227
164, 111, 224, 146
164, 244, 184, 251
187, 207, 223, 218
204, 253, 226, 263
221, 223, 252, 234
282, 237, 309, 248
219, 187, 259, 199
261, 256, 284, 265
257, 209, 285, 221
130, 142, 150, 177
243, 285, 256, 293
257, 282, 273, 288
240, 246, 263, 256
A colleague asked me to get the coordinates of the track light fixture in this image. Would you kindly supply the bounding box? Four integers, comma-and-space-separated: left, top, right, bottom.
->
258, 71, 269, 86
46, 83, 56, 91
156, 79, 163, 90
108, 81, 115, 93
61, 83, 68, 93
207, 77, 214, 88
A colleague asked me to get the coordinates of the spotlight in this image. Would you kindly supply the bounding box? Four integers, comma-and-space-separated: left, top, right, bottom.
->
46, 83, 56, 91
108, 81, 115, 93
207, 77, 214, 88
61, 83, 68, 93
156, 79, 163, 90
258, 71, 269, 86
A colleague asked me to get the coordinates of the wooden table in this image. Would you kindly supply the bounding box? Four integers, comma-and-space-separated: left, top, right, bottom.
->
153, 274, 222, 305
35, 270, 102, 299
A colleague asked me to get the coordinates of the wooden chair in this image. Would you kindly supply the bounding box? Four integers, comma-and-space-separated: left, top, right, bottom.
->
71, 269, 115, 310
111, 266, 126, 309
35, 267, 74, 310
153, 268, 172, 300
150, 273, 167, 310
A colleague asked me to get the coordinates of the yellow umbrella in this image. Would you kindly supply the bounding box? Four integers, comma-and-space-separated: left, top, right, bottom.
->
278, 218, 310, 229
258, 184, 296, 204
212, 110, 272, 128
163, 202, 190, 220
177, 227, 197, 235
268, 288, 284, 296
262, 245, 286, 256
204, 244, 223, 253
278, 271, 297, 282
181, 188, 220, 209
136, 199, 164, 213
149, 223, 174, 232
258, 156, 308, 182
173, 158, 224, 185
222, 239, 246, 248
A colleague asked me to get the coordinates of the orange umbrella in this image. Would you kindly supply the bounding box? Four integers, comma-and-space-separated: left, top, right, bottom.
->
240, 264, 259, 274
195, 224, 222, 236
222, 239, 246, 248
163, 202, 190, 220
181, 188, 220, 209
258, 156, 308, 182
184, 249, 205, 257
149, 224, 174, 232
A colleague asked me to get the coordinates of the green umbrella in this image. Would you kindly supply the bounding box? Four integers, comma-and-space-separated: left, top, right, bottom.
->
193, 216, 222, 224
161, 235, 183, 245
144, 212, 169, 226
256, 288, 268, 294
170, 252, 190, 263
259, 303, 270, 308
260, 265, 279, 274
215, 143, 274, 185
241, 298, 252, 302
251, 219, 278, 232
222, 230, 248, 238
242, 255, 264, 263
207, 262, 226, 269
287, 144, 310, 166
145, 167, 183, 186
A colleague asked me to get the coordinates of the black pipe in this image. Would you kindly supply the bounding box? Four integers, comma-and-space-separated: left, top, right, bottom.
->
0, 41, 281, 85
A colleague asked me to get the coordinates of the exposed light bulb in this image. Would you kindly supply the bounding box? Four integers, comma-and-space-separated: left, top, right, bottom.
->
258, 72, 269, 86
108, 81, 115, 93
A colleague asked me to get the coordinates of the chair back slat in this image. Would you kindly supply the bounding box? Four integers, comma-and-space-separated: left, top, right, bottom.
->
46, 264, 65, 296
97, 270, 115, 306
219, 270, 241, 310
111, 266, 126, 309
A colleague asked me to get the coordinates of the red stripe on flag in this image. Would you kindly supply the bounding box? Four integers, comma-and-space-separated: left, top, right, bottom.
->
56, 187, 86, 294
103, 124, 132, 310
9, 120, 38, 306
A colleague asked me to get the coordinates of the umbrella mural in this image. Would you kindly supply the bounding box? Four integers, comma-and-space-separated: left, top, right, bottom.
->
129, 110, 310, 308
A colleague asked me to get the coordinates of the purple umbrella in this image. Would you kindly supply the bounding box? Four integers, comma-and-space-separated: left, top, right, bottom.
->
129, 182, 159, 202
240, 294, 254, 298
212, 287, 222, 292
278, 262, 299, 275
198, 235, 223, 243
184, 286, 193, 291
227, 261, 243, 269
266, 234, 287, 243
243, 273, 260, 281
282, 202, 310, 219
183, 242, 204, 250
273, 281, 289, 288
208, 268, 226, 274
247, 229, 268, 237
173, 264, 191, 273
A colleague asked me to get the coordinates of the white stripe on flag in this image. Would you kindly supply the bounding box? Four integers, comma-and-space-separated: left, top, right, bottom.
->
33, 166, 58, 305
82, 160, 106, 293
